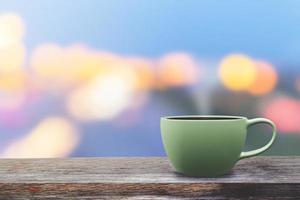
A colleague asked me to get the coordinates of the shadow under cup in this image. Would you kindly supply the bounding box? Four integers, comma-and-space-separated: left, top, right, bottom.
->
160, 115, 276, 177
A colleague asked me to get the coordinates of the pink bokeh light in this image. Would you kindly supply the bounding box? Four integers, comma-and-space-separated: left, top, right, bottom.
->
263, 97, 300, 133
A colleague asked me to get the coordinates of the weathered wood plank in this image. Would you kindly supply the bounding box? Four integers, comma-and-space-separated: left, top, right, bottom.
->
0, 156, 299, 199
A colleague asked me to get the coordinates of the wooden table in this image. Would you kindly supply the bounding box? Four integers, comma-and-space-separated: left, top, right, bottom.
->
0, 156, 299, 199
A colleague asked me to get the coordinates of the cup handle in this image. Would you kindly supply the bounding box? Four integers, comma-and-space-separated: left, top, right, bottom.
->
239, 118, 277, 160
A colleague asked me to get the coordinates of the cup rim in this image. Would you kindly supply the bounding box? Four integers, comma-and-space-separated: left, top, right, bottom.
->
161, 115, 247, 121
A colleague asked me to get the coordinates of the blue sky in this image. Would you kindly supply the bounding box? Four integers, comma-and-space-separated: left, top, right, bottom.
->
1, 0, 300, 63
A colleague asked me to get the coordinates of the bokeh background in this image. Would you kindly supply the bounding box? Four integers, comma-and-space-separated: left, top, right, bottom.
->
0, 0, 299, 158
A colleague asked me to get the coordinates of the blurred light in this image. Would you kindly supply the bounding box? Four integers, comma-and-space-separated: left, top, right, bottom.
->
2, 117, 79, 158
219, 54, 257, 91
0, 71, 27, 126
0, 91, 25, 111
158, 53, 200, 88
127, 58, 155, 90
263, 97, 300, 133
30, 43, 126, 90
0, 44, 25, 73
0, 13, 24, 47
30, 43, 91, 89
247, 61, 277, 95
30, 43, 65, 82
0, 71, 27, 91
95, 51, 123, 68
295, 77, 300, 93
67, 70, 135, 121
64, 44, 108, 82
116, 92, 149, 126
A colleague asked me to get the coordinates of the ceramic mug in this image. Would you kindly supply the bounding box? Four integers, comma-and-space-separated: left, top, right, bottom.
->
161, 115, 276, 177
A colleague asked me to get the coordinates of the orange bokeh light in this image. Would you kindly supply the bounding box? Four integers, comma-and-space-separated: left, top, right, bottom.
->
219, 54, 257, 91
30, 43, 127, 90
158, 53, 200, 88
64, 45, 110, 82
0, 71, 27, 91
127, 58, 155, 90
247, 61, 277, 95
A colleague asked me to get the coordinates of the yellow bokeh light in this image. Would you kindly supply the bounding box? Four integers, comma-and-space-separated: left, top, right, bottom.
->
95, 51, 123, 68
0, 43, 25, 73
219, 54, 257, 91
64, 44, 109, 82
67, 70, 135, 121
2, 117, 79, 158
30, 43, 126, 90
0, 71, 27, 91
0, 13, 25, 47
127, 58, 155, 90
158, 53, 200, 88
30, 43, 86, 89
30, 43, 65, 78
247, 61, 277, 95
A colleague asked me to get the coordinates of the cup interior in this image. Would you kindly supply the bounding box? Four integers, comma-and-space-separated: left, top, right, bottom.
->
165, 116, 244, 120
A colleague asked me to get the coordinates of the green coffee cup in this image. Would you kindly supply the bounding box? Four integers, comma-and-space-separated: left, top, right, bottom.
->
161, 115, 276, 177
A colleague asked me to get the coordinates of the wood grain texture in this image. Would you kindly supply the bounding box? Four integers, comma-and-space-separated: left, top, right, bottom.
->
0, 156, 299, 199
